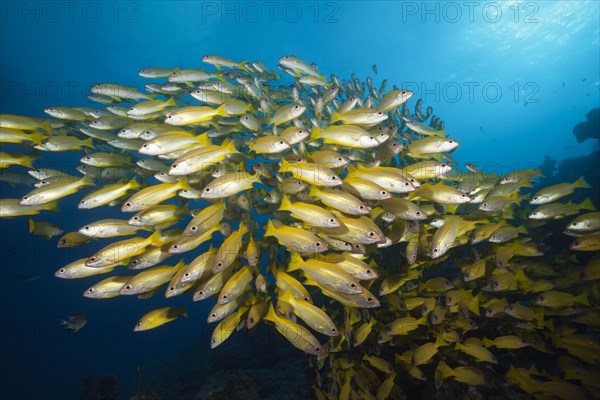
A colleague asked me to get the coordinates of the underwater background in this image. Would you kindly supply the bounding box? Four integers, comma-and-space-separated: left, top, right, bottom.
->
0, 1, 599, 399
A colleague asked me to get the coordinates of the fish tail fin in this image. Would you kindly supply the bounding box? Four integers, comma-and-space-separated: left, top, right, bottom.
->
177, 177, 191, 191
147, 229, 163, 245
197, 132, 210, 146
544, 318, 555, 332
535, 311, 544, 329
178, 304, 188, 318
575, 292, 590, 307
81, 175, 96, 187
434, 333, 448, 347
574, 176, 590, 189
216, 102, 229, 117
579, 197, 596, 211
279, 195, 292, 211
238, 220, 248, 236
310, 126, 323, 140
482, 337, 493, 347
308, 185, 319, 198
287, 251, 302, 272
127, 177, 141, 191
435, 129, 446, 137
329, 112, 340, 123
278, 289, 293, 304
263, 303, 278, 323
28, 218, 35, 233
238, 60, 250, 71
22, 157, 34, 168
42, 202, 59, 212
264, 219, 277, 238
434, 360, 453, 389
166, 97, 177, 107
179, 201, 189, 216
278, 158, 290, 174
83, 138, 94, 149
222, 138, 239, 154
39, 120, 53, 134
29, 132, 47, 146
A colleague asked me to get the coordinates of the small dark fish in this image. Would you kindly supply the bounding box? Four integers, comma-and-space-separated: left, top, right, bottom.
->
60, 313, 87, 333
12, 273, 42, 282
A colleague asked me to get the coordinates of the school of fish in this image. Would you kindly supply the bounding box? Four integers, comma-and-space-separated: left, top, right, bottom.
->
1, 55, 599, 400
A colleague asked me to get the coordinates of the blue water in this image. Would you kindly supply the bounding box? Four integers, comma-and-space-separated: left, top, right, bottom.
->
0, 2, 599, 399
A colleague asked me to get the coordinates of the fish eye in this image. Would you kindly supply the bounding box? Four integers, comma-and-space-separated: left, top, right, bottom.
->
132, 260, 140, 265
367, 297, 373, 302
125, 202, 132, 207
415, 211, 421, 215
222, 294, 228, 299
368, 231, 375, 237
377, 112, 383, 116
573, 242, 578, 246
539, 296, 544, 301
448, 140, 454, 144
483, 203, 488, 207
87, 288, 95, 293
89, 257, 96, 261
204, 188, 211, 192
366, 269, 371, 274
350, 283, 356, 288
338, 157, 343, 162
491, 281, 498, 288
124, 285, 132, 290
328, 218, 336, 223
172, 245, 179, 249
381, 191, 387, 196
368, 136, 375, 140
23, 196, 29, 200
59, 268, 65, 273
315, 242, 322, 247
279, 141, 285, 145
533, 197, 538, 200
433, 248, 439, 253
80, 200, 86, 204
331, 176, 338, 180
191, 226, 197, 231
294, 105, 300, 109
142, 144, 148, 148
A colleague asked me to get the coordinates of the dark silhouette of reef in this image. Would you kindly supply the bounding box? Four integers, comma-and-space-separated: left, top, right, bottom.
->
573, 108, 599, 143
128, 324, 315, 400
80, 375, 118, 400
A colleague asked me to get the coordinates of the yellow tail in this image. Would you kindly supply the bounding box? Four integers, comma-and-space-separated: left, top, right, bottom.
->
574, 176, 590, 189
